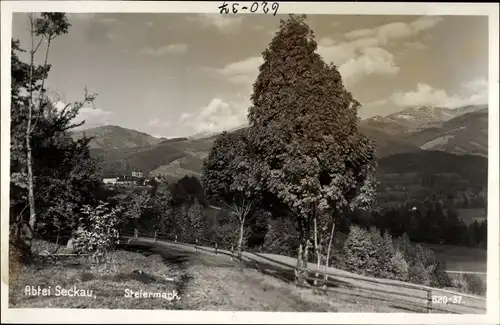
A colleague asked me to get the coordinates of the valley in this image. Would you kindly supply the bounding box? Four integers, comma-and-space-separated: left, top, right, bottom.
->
73, 104, 489, 204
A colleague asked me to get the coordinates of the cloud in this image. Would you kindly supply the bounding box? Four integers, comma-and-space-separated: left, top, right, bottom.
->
66, 14, 120, 25
376, 78, 488, 108
98, 17, 119, 24
147, 117, 171, 128
55, 101, 113, 128
178, 97, 249, 134
214, 47, 397, 88
148, 117, 160, 126
67, 13, 96, 22
343, 16, 443, 44
139, 43, 188, 56
344, 28, 373, 40
404, 41, 428, 51
316, 16, 443, 84
152, 134, 182, 139
463, 78, 488, 93
187, 14, 243, 33
209, 16, 443, 88
106, 32, 116, 41
212, 56, 263, 86
338, 47, 400, 82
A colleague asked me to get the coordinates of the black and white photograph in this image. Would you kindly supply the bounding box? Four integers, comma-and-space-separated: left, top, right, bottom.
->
1, 1, 499, 324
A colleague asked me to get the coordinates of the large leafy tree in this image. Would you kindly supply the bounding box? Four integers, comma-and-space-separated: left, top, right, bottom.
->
247, 14, 377, 284
202, 129, 265, 259
10, 13, 101, 251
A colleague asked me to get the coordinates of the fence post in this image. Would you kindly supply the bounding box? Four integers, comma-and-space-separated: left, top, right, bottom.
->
426, 289, 432, 313
154, 231, 157, 242
215, 243, 218, 255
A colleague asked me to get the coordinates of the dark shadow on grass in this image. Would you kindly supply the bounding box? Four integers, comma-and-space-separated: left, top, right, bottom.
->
116, 242, 194, 296
107, 271, 159, 284
118, 242, 192, 265
232, 254, 433, 313
238, 255, 353, 290
389, 304, 427, 313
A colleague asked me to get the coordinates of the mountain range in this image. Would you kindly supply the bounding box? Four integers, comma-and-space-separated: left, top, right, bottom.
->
71, 125, 166, 150
72, 104, 488, 187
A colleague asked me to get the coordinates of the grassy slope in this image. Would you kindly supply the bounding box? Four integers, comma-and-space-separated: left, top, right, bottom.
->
9, 240, 408, 312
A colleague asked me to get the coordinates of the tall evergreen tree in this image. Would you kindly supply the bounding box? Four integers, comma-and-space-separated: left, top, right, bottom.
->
246, 14, 377, 284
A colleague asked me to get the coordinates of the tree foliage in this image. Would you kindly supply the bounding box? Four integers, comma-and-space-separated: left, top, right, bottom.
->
10, 13, 101, 251
202, 128, 265, 257
245, 14, 377, 283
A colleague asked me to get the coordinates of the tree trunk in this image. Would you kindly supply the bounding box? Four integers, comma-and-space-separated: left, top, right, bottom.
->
313, 217, 320, 286
26, 14, 37, 247
295, 217, 311, 286
237, 214, 245, 260
295, 240, 304, 285
26, 134, 36, 236
323, 217, 336, 289
304, 237, 311, 284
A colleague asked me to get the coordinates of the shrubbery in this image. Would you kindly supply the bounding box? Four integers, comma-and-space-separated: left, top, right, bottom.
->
74, 202, 120, 263
341, 225, 451, 288
261, 218, 299, 256
450, 273, 486, 296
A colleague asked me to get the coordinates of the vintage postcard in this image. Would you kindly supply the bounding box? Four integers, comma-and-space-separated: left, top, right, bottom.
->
1, 1, 499, 324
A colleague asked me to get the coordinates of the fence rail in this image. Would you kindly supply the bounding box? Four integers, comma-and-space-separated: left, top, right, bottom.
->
119, 229, 486, 314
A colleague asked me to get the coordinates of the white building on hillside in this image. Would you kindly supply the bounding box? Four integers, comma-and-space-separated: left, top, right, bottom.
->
131, 171, 143, 178
103, 177, 118, 185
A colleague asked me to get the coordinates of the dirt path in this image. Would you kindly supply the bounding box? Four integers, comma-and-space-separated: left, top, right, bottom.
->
126, 240, 412, 312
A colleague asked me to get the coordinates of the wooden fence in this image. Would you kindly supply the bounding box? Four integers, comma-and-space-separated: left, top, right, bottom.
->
120, 229, 487, 314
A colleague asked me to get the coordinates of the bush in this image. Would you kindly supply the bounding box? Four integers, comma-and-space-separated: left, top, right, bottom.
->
342, 225, 380, 277
340, 227, 451, 288
413, 244, 451, 287
74, 202, 120, 263
451, 273, 486, 296
408, 260, 431, 286
390, 249, 409, 281
262, 218, 299, 256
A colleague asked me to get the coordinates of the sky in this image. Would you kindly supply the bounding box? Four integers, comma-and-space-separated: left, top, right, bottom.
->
11, 13, 489, 138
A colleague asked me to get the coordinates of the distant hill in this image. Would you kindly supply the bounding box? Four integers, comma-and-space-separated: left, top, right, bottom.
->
359, 116, 411, 136
86, 104, 488, 200
404, 108, 488, 157
93, 135, 216, 180
364, 104, 486, 131
376, 150, 487, 208
358, 126, 421, 157
72, 125, 166, 150
188, 125, 247, 140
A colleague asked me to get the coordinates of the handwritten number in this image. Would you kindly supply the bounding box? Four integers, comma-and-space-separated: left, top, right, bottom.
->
271, 2, 279, 16
262, 2, 269, 14
219, 1, 229, 14
250, 2, 259, 12
219, 1, 279, 15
